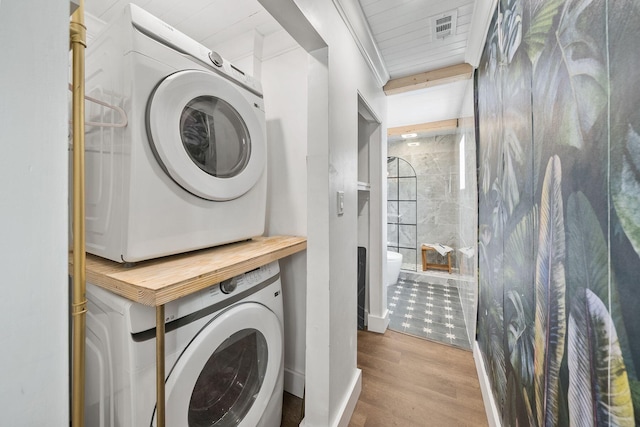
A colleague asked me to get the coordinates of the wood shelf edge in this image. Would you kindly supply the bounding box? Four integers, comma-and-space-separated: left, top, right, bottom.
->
150, 239, 307, 306
69, 235, 307, 306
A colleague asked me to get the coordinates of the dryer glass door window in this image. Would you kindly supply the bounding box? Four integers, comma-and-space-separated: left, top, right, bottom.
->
188, 328, 267, 426
180, 96, 251, 179
147, 70, 266, 201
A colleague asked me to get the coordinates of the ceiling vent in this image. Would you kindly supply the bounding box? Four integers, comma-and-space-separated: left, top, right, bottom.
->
431, 10, 457, 40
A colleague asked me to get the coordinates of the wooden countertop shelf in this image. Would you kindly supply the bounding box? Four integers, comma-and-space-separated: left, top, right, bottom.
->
69, 235, 307, 307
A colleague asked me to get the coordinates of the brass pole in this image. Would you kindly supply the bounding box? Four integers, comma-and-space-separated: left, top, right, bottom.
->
156, 306, 166, 427
70, 1, 87, 426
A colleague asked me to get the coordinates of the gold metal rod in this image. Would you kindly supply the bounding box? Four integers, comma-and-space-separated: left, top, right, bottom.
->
156, 305, 166, 427
70, 1, 87, 426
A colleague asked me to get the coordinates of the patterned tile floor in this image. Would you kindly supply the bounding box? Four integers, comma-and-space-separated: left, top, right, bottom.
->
387, 272, 471, 350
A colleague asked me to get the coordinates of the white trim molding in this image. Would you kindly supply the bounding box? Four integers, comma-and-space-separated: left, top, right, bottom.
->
284, 367, 306, 399
334, 369, 362, 427
299, 369, 362, 427
465, 0, 499, 67
367, 308, 390, 334
473, 341, 502, 427
331, 0, 390, 87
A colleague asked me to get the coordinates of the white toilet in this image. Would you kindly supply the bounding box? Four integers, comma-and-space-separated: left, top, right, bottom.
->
386, 251, 403, 286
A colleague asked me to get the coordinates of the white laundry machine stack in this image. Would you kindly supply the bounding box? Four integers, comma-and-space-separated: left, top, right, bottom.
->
81, 5, 285, 427
85, 261, 285, 427
83, 4, 268, 263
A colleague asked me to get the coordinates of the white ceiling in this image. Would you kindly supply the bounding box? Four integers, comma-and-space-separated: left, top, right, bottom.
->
84, 0, 293, 63
84, 0, 492, 130
356, 0, 492, 129
359, 0, 476, 80
86, 0, 279, 43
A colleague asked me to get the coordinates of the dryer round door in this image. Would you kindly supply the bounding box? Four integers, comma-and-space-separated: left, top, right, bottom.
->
147, 69, 266, 201
155, 302, 282, 427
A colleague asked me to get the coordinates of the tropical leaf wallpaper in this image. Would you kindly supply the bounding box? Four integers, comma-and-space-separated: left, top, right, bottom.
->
476, 0, 640, 425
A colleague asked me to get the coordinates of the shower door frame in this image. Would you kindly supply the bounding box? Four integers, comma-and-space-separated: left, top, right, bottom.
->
386, 156, 417, 271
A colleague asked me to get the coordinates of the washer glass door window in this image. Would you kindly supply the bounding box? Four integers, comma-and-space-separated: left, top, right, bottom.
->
158, 302, 282, 427
188, 328, 267, 426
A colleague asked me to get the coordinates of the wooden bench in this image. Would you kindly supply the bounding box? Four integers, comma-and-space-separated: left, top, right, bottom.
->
421, 244, 452, 273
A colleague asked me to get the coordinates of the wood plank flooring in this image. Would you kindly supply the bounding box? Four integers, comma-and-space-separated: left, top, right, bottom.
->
281, 329, 488, 427
350, 330, 487, 427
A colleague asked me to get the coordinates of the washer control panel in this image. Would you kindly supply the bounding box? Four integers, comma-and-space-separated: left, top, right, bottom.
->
202, 261, 279, 305
219, 277, 238, 294
127, 261, 280, 333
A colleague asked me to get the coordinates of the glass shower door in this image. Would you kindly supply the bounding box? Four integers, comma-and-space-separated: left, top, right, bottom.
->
387, 156, 417, 271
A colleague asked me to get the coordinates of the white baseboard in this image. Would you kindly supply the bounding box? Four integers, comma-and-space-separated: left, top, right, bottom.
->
366, 309, 389, 333
334, 369, 362, 427
299, 369, 362, 427
284, 367, 305, 398
473, 341, 502, 427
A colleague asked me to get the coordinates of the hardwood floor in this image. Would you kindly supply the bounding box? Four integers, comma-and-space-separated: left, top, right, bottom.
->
282, 329, 488, 427
350, 330, 487, 427
281, 391, 305, 427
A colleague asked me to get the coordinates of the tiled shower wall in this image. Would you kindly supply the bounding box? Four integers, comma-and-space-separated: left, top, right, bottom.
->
388, 133, 476, 271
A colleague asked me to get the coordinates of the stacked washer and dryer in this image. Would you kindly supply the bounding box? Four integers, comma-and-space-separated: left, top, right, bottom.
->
82, 4, 284, 426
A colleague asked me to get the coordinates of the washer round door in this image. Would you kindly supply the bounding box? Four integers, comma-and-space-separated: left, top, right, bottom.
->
155, 302, 282, 427
147, 69, 266, 201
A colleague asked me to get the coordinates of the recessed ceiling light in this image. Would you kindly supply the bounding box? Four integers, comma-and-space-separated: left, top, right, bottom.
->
401, 133, 417, 139
407, 142, 420, 147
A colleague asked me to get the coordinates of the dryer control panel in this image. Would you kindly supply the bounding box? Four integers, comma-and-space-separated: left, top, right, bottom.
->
129, 3, 263, 97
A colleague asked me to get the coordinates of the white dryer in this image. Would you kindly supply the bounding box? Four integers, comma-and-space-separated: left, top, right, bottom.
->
83, 4, 267, 263
85, 261, 284, 427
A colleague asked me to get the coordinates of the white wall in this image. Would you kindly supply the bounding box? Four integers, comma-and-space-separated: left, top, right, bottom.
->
264, 1, 387, 425
324, 9, 386, 425
262, 45, 309, 398
387, 80, 470, 127
0, 0, 69, 425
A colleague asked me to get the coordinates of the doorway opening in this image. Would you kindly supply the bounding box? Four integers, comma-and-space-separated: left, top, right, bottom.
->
385, 80, 478, 351
357, 94, 383, 332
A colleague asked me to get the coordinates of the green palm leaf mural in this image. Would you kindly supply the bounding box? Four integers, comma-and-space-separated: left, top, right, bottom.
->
612, 125, 640, 256
478, 0, 640, 425
508, 290, 535, 389
479, 274, 508, 410
567, 287, 635, 426
531, 0, 607, 170
498, 0, 523, 65
524, 0, 564, 71
555, 0, 607, 139
534, 155, 567, 426
566, 191, 636, 378
502, 128, 524, 216
505, 206, 538, 389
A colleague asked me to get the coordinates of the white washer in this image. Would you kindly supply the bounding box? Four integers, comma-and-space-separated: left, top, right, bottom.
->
85, 261, 284, 427
83, 4, 267, 263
